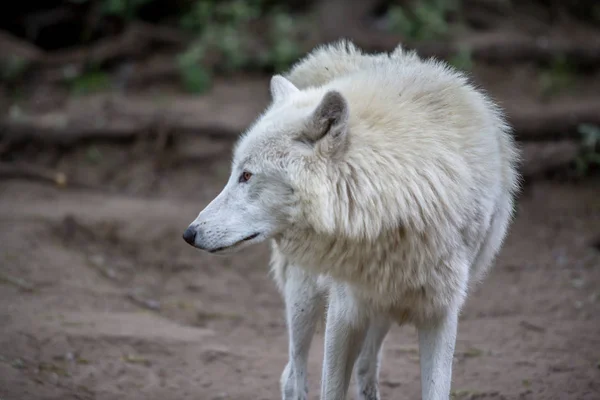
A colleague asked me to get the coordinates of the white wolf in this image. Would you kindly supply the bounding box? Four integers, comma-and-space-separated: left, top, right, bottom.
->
183, 40, 520, 400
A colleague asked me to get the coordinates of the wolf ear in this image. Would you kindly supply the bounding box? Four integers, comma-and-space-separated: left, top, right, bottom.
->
270, 75, 299, 102
303, 90, 349, 156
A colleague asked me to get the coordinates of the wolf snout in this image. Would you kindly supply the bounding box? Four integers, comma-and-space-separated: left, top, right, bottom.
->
182, 226, 197, 246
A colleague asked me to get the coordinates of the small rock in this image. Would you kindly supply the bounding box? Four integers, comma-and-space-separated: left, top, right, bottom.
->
88, 255, 105, 267
570, 278, 585, 289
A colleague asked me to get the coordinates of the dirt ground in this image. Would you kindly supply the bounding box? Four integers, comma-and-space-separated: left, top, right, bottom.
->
2, 0, 600, 397
0, 126, 599, 400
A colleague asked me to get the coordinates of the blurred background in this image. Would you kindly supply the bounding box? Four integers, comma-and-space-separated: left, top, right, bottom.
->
0, 1, 599, 399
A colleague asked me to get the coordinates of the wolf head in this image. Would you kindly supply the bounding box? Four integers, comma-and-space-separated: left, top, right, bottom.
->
182, 75, 351, 254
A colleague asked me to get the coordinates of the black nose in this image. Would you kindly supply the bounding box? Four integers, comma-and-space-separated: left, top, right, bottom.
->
182, 226, 197, 246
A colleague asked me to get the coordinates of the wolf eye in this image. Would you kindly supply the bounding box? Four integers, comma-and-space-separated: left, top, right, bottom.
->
239, 171, 253, 183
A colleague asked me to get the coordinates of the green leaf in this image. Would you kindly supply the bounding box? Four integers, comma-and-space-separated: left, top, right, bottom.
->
180, 65, 212, 94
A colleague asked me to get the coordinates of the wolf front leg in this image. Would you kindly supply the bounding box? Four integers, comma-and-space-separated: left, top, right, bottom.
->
354, 317, 391, 400
320, 285, 370, 400
280, 266, 325, 400
417, 307, 459, 400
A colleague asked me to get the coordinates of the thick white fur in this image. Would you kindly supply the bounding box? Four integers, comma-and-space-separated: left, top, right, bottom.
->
186, 40, 520, 400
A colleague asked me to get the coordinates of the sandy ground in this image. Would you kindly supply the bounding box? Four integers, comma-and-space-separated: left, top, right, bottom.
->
0, 139, 599, 400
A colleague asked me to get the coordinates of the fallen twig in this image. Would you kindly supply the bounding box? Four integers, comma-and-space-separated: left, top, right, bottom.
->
86, 254, 121, 282
0, 161, 109, 191
0, 162, 67, 187
42, 22, 189, 68
505, 100, 600, 141
127, 291, 161, 311
0, 271, 35, 292
2, 91, 597, 146
416, 32, 600, 67
520, 141, 580, 180
312, 2, 600, 67
0, 30, 45, 63
0, 81, 269, 145
121, 353, 151, 366
0, 22, 189, 81
519, 320, 546, 333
